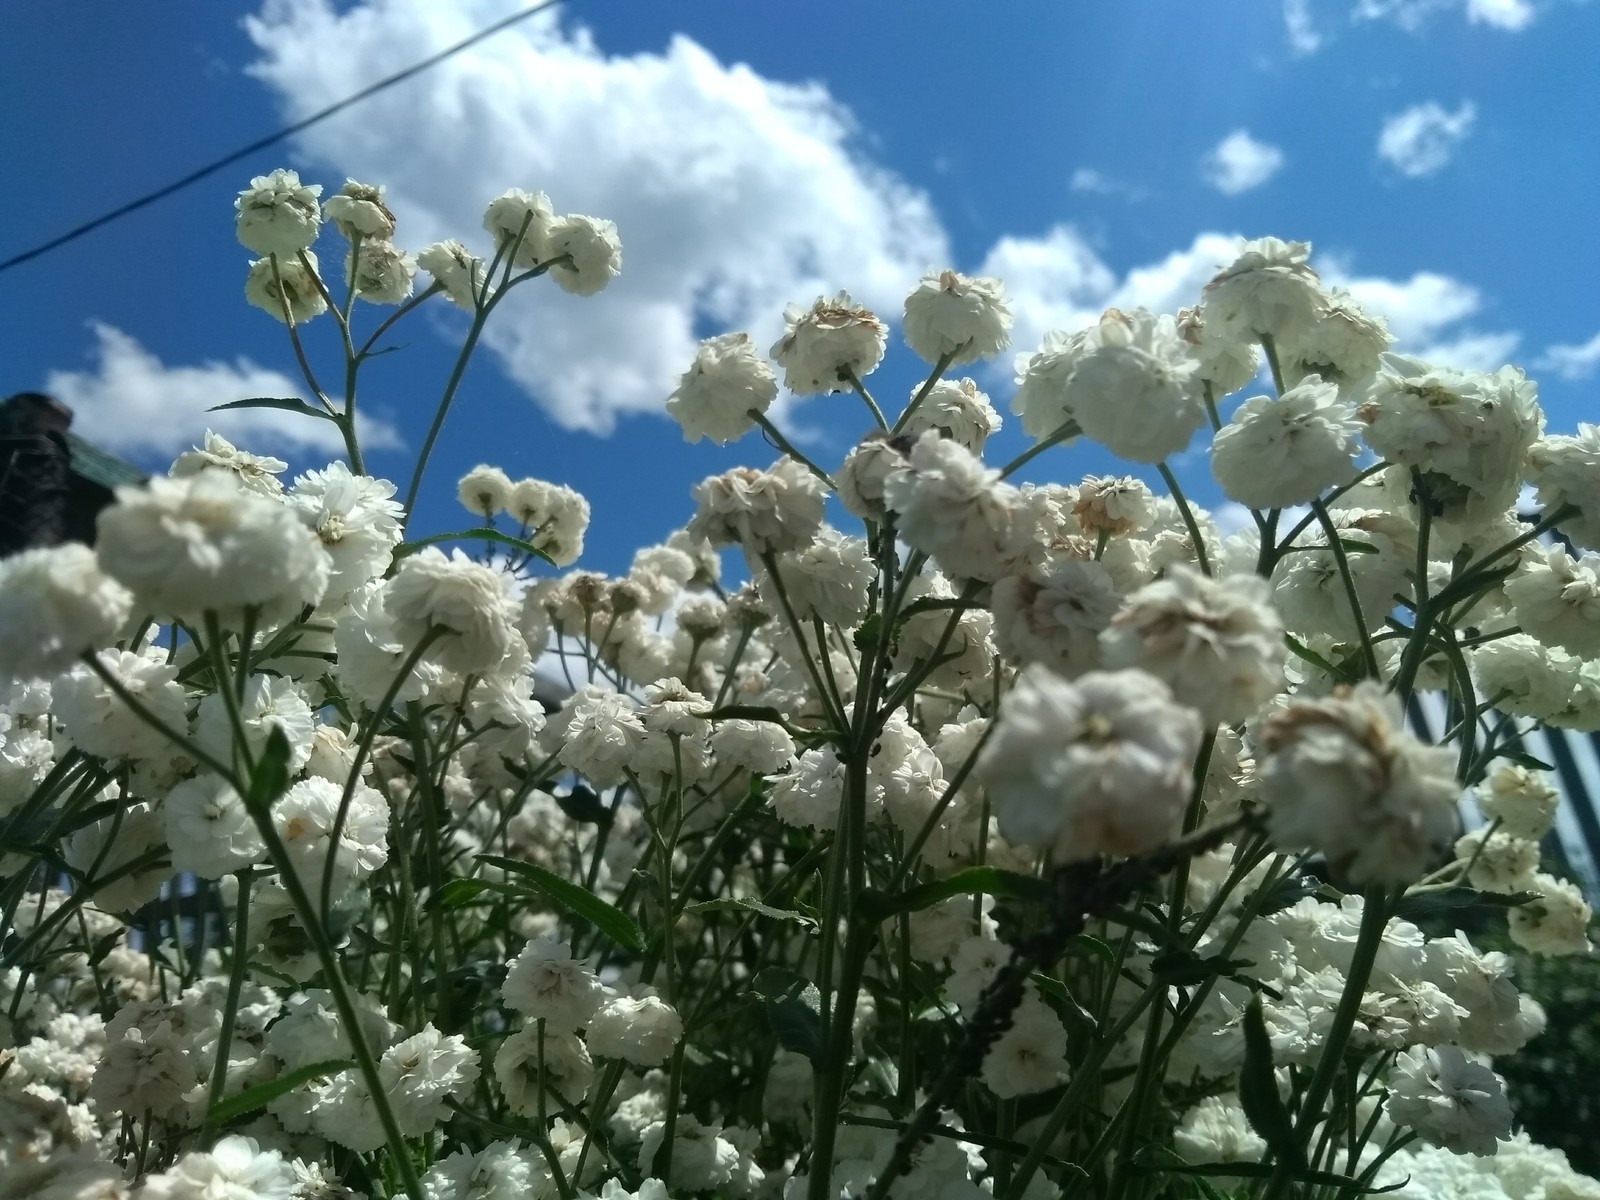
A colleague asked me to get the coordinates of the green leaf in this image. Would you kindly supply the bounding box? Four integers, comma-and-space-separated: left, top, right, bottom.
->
207, 1059, 353, 1124
245, 727, 293, 812
1497, 749, 1555, 772
684, 897, 817, 928
1150, 951, 1257, 988
208, 396, 339, 424
555, 785, 611, 826
477, 855, 644, 951
1284, 635, 1357, 684
853, 611, 883, 656
1337, 539, 1379, 555
1030, 973, 1098, 1033
394, 527, 555, 565
1394, 886, 1539, 922
1130, 1145, 1392, 1193
864, 866, 1050, 922
750, 967, 825, 1064
1062, 933, 1115, 968
1238, 996, 1302, 1170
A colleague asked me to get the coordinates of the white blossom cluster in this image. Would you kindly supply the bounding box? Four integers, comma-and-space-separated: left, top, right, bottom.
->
3, 186, 1598, 1200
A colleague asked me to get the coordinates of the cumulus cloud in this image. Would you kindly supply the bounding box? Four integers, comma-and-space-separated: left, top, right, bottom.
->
1538, 331, 1600, 380
244, 0, 945, 434
1201, 131, 1285, 195
1283, 0, 1323, 52
1069, 168, 1147, 200
44, 322, 400, 461
1322, 264, 1519, 368
1377, 101, 1477, 177
1355, 0, 1535, 29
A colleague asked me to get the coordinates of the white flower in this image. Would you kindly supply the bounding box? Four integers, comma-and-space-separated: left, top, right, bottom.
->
1258, 683, 1460, 886
1012, 328, 1089, 441
494, 1026, 594, 1115
235, 168, 321, 257
883, 432, 1029, 583
345, 239, 416, 304
1063, 309, 1206, 464
379, 1025, 481, 1137
902, 269, 1012, 366
1473, 763, 1559, 840
545, 214, 621, 295
1280, 288, 1392, 393
586, 988, 683, 1066
171, 431, 288, 497
97, 472, 330, 623
758, 527, 875, 629
1176, 305, 1261, 398
244, 251, 328, 324
1387, 1045, 1512, 1156
688, 458, 826, 557
1452, 828, 1539, 894
900, 378, 1002, 452
1202, 236, 1327, 343
1470, 633, 1579, 721
1211, 376, 1364, 509
163, 775, 264, 879
387, 547, 523, 676
1073, 476, 1155, 537
483, 188, 556, 267
1173, 1095, 1266, 1167
769, 746, 853, 832
54, 649, 189, 761
981, 993, 1067, 1098
139, 1135, 297, 1200
1358, 354, 1543, 524
417, 240, 488, 309
836, 434, 909, 522
1504, 545, 1600, 657
1270, 508, 1416, 640
271, 774, 389, 891
286, 463, 406, 601
1100, 565, 1285, 726
0, 545, 132, 685
975, 665, 1202, 860
333, 581, 442, 706
770, 292, 888, 395
195, 673, 317, 776
323, 178, 395, 241
545, 684, 646, 787
666, 332, 779, 445
1524, 423, 1600, 549
1507, 873, 1593, 956
501, 936, 604, 1031
457, 464, 513, 519
710, 718, 795, 775
421, 1140, 540, 1200
991, 559, 1119, 677
66, 803, 169, 914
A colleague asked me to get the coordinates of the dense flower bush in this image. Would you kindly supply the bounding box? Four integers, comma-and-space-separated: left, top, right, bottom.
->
0, 170, 1597, 1200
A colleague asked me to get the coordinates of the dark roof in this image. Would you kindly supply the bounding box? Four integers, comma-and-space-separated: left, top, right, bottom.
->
64, 430, 145, 492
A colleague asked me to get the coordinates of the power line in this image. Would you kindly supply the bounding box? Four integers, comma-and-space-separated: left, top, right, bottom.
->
0, 0, 561, 278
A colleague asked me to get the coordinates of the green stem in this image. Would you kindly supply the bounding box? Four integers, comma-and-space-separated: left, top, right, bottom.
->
1157, 461, 1212, 576
202, 869, 253, 1129
998, 420, 1079, 479
750, 411, 835, 487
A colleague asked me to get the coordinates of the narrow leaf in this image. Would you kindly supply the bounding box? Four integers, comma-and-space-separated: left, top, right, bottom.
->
245, 728, 293, 812
394, 527, 554, 565
1394, 886, 1539, 922
750, 967, 825, 1063
685, 897, 817, 927
208, 396, 338, 423
872, 866, 1050, 921
478, 855, 644, 951
207, 1059, 353, 1124
1238, 996, 1301, 1170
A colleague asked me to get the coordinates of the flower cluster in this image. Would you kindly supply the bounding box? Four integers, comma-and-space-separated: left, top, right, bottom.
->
3, 184, 1597, 1200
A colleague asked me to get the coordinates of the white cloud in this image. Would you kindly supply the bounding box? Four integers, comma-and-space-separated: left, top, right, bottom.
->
1538, 331, 1600, 380
1466, 0, 1536, 29
1377, 100, 1477, 177
1283, 0, 1324, 52
1201, 130, 1285, 196
1069, 168, 1147, 200
244, 0, 946, 435
1323, 265, 1519, 367
45, 322, 401, 461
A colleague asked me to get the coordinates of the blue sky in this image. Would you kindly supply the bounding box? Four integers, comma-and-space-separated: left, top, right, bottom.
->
4, 0, 1599, 573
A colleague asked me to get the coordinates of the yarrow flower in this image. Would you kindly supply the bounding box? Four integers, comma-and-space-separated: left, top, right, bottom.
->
386, 547, 523, 676
666, 333, 779, 445
235, 168, 321, 257
1524, 423, 1600, 549
1386, 1045, 1512, 1156
1202, 236, 1327, 344
501, 935, 605, 1031
687, 458, 826, 557
1063, 308, 1206, 463
1210, 375, 1364, 509
0, 545, 132, 685
170, 430, 287, 497
1258, 683, 1460, 886
901, 269, 1012, 366
417, 240, 488, 309
899, 378, 1002, 452
483, 188, 556, 268
545, 213, 621, 295
975, 665, 1202, 860
770, 292, 888, 395
883, 432, 1029, 582
245, 251, 329, 324
323, 178, 396, 241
